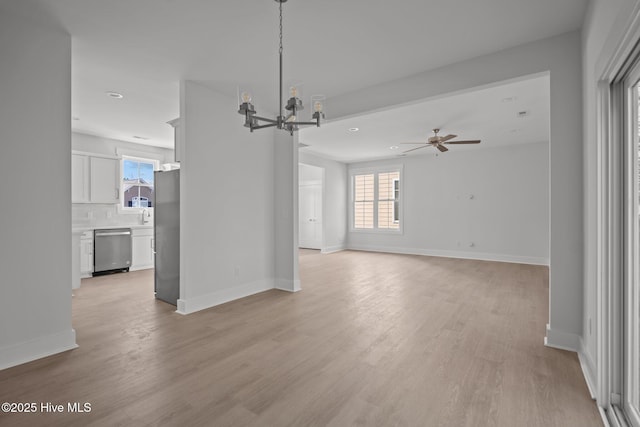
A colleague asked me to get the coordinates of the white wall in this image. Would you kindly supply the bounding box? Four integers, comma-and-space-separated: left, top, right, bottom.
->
72, 132, 174, 164
581, 0, 638, 401
299, 151, 348, 253
177, 81, 277, 314
347, 142, 549, 264
299, 163, 322, 184
325, 31, 583, 351
274, 132, 300, 292
0, 11, 76, 369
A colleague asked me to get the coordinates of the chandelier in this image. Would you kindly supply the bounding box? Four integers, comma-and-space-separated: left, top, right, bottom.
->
238, 0, 324, 135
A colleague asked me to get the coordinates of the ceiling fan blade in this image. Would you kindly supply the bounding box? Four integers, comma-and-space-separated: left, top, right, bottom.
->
403, 145, 430, 153
436, 144, 448, 152
439, 134, 457, 143
444, 139, 481, 144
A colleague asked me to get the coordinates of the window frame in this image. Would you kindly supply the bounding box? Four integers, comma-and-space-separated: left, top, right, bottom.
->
118, 155, 159, 214
393, 178, 400, 224
349, 165, 403, 234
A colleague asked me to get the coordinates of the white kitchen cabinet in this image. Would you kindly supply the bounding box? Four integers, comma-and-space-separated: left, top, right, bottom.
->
72, 232, 81, 290
72, 152, 120, 204
90, 156, 119, 204
71, 154, 90, 203
79, 231, 93, 278
131, 228, 154, 271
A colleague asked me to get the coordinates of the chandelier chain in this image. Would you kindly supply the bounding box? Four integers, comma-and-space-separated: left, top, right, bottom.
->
238, 0, 322, 134
279, 1, 283, 55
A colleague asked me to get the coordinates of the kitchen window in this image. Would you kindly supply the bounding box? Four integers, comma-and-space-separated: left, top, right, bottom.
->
350, 167, 402, 233
121, 156, 158, 210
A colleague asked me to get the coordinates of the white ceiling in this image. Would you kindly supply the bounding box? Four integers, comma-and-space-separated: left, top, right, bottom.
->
2, 0, 587, 151
300, 74, 550, 163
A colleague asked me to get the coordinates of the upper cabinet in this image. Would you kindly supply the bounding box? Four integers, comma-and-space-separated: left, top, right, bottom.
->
90, 156, 119, 203
72, 152, 120, 204
71, 154, 90, 203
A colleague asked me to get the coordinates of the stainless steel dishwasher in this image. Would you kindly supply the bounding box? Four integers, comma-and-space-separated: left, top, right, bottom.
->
93, 228, 132, 275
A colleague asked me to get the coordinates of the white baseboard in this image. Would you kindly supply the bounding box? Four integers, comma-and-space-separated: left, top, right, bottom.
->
346, 244, 549, 266
129, 265, 153, 272
275, 278, 301, 292
176, 279, 274, 315
598, 406, 611, 427
578, 338, 598, 400
0, 328, 77, 371
321, 245, 345, 254
544, 323, 580, 352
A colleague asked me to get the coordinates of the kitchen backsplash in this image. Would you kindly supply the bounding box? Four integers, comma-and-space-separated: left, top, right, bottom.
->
73, 204, 153, 228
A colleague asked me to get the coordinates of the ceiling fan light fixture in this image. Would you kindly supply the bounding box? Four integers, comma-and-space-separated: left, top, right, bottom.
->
401, 128, 481, 154
237, 0, 324, 135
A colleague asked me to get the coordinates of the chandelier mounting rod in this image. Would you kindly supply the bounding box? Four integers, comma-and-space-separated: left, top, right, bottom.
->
238, 0, 324, 134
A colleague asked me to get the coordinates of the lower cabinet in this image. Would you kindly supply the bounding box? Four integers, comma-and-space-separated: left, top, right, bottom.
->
79, 231, 94, 278
75, 227, 154, 282
131, 228, 154, 271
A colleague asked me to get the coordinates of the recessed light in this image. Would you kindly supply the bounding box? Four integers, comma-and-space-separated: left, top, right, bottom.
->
132, 135, 149, 140
106, 91, 124, 99
389, 146, 399, 150
348, 127, 359, 132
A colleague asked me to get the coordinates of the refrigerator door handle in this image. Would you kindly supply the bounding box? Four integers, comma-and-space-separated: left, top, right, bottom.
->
95, 231, 131, 237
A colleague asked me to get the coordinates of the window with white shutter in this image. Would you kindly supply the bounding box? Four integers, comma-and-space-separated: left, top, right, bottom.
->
354, 174, 374, 229
351, 167, 402, 232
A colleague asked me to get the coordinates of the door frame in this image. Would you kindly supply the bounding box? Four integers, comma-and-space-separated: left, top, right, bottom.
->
622, 57, 640, 427
298, 163, 325, 251
595, 4, 640, 425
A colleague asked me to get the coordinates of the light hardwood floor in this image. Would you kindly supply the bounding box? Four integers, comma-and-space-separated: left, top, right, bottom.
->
0, 250, 601, 426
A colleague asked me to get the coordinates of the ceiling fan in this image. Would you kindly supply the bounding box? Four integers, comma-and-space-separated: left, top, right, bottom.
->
401, 128, 481, 153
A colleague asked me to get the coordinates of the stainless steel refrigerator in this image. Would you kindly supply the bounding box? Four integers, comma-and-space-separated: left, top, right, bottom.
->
154, 169, 180, 305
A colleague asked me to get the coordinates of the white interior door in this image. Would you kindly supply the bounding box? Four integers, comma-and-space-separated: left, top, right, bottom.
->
299, 183, 322, 249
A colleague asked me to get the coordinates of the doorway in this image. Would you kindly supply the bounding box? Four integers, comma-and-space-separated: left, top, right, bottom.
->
299, 163, 324, 250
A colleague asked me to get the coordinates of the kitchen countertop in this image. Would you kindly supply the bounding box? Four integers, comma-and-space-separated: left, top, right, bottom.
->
72, 224, 153, 233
